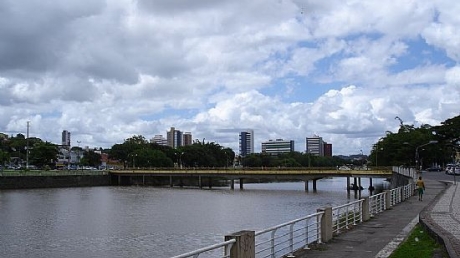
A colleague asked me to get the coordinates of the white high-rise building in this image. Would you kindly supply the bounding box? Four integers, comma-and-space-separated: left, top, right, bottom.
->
262, 139, 294, 155
62, 130, 71, 147
306, 135, 324, 156
151, 135, 167, 146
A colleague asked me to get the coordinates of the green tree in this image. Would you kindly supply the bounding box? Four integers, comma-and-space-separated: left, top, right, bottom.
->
29, 142, 59, 168
80, 150, 102, 167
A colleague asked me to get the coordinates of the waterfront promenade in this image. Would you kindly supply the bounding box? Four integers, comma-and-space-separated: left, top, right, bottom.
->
293, 174, 460, 258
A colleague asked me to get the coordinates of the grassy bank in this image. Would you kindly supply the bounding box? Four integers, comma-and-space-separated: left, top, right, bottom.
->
390, 224, 448, 258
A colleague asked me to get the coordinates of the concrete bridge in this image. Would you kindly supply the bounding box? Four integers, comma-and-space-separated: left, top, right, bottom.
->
109, 167, 393, 191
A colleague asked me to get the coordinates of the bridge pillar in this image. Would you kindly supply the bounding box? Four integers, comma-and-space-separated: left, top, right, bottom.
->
239, 179, 244, 189
208, 177, 212, 189
358, 177, 362, 190
230, 179, 234, 190
368, 178, 374, 192
225, 230, 255, 258
304, 180, 309, 191
169, 176, 173, 187
199, 176, 202, 189
313, 179, 317, 191
346, 177, 350, 192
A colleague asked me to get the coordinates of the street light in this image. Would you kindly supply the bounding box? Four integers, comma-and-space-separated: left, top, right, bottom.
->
415, 140, 438, 172
129, 153, 137, 169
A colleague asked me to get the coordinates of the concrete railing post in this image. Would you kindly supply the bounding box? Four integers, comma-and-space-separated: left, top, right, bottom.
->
224, 230, 255, 258
400, 187, 404, 202
317, 207, 333, 243
384, 190, 392, 209
362, 197, 370, 221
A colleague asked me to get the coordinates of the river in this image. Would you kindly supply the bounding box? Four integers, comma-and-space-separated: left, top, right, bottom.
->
0, 177, 388, 258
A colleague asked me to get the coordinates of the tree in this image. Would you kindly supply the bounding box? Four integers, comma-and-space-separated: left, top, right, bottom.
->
80, 150, 102, 167
29, 142, 59, 168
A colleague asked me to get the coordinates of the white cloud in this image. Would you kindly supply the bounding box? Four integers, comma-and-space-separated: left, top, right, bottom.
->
0, 0, 459, 155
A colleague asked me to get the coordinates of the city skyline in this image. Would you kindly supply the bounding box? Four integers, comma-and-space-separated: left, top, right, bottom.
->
1, 1, 459, 156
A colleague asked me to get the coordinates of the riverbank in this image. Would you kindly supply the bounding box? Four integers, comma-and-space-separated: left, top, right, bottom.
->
0, 171, 111, 189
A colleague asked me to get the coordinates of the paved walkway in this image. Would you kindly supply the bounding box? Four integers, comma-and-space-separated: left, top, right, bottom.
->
420, 181, 460, 258
292, 178, 459, 258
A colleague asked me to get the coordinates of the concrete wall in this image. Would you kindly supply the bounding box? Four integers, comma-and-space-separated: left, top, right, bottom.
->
0, 175, 111, 189
390, 172, 410, 188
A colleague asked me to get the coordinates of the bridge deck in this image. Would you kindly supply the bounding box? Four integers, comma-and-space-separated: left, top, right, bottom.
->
109, 168, 392, 178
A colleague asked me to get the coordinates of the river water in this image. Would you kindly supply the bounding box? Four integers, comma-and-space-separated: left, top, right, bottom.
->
0, 177, 388, 258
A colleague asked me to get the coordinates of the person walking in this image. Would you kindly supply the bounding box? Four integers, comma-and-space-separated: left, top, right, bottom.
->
416, 176, 425, 201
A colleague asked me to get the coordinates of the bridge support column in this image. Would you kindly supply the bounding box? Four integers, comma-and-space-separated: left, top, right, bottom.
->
358, 177, 362, 190
225, 230, 255, 258
346, 177, 350, 192
304, 180, 309, 191
169, 176, 173, 187
368, 178, 374, 192
313, 179, 317, 191
353, 177, 357, 189
142, 175, 145, 186
230, 179, 234, 190
208, 177, 212, 189
198, 176, 202, 189
239, 179, 244, 190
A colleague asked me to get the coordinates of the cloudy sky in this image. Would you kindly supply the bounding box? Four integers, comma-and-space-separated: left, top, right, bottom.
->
1, 0, 459, 155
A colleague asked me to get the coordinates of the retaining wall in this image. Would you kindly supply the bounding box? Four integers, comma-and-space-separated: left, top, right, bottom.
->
0, 175, 111, 189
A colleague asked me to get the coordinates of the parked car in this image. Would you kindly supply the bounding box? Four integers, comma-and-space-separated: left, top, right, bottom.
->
426, 167, 442, 172
446, 165, 460, 175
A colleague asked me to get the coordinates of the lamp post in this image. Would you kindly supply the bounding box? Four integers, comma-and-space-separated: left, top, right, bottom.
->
77, 141, 81, 169
415, 140, 438, 172
129, 153, 137, 169
26, 121, 30, 170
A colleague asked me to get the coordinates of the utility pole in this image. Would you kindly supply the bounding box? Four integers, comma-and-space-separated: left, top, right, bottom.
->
26, 121, 30, 169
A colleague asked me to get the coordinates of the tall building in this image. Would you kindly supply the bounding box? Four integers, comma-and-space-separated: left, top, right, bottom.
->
261, 139, 294, 155
239, 130, 254, 157
167, 127, 183, 149
151, 135, 167, 146
62, 130, 71, 147
183, 132, 192, 146
324, 143, 333, 157
306, 135, 324, 156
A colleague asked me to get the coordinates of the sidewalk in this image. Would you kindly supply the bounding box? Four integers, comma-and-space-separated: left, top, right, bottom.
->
292, 179, 447, 258
420, 181, 460, 258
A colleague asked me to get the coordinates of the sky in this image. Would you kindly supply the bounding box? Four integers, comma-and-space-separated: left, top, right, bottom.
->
0, 0, 459, 156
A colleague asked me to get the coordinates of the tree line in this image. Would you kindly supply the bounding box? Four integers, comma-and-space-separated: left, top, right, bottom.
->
1, 115, 459, 170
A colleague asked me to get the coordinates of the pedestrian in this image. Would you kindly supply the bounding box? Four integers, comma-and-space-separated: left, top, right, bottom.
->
416, 176, 425, 201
